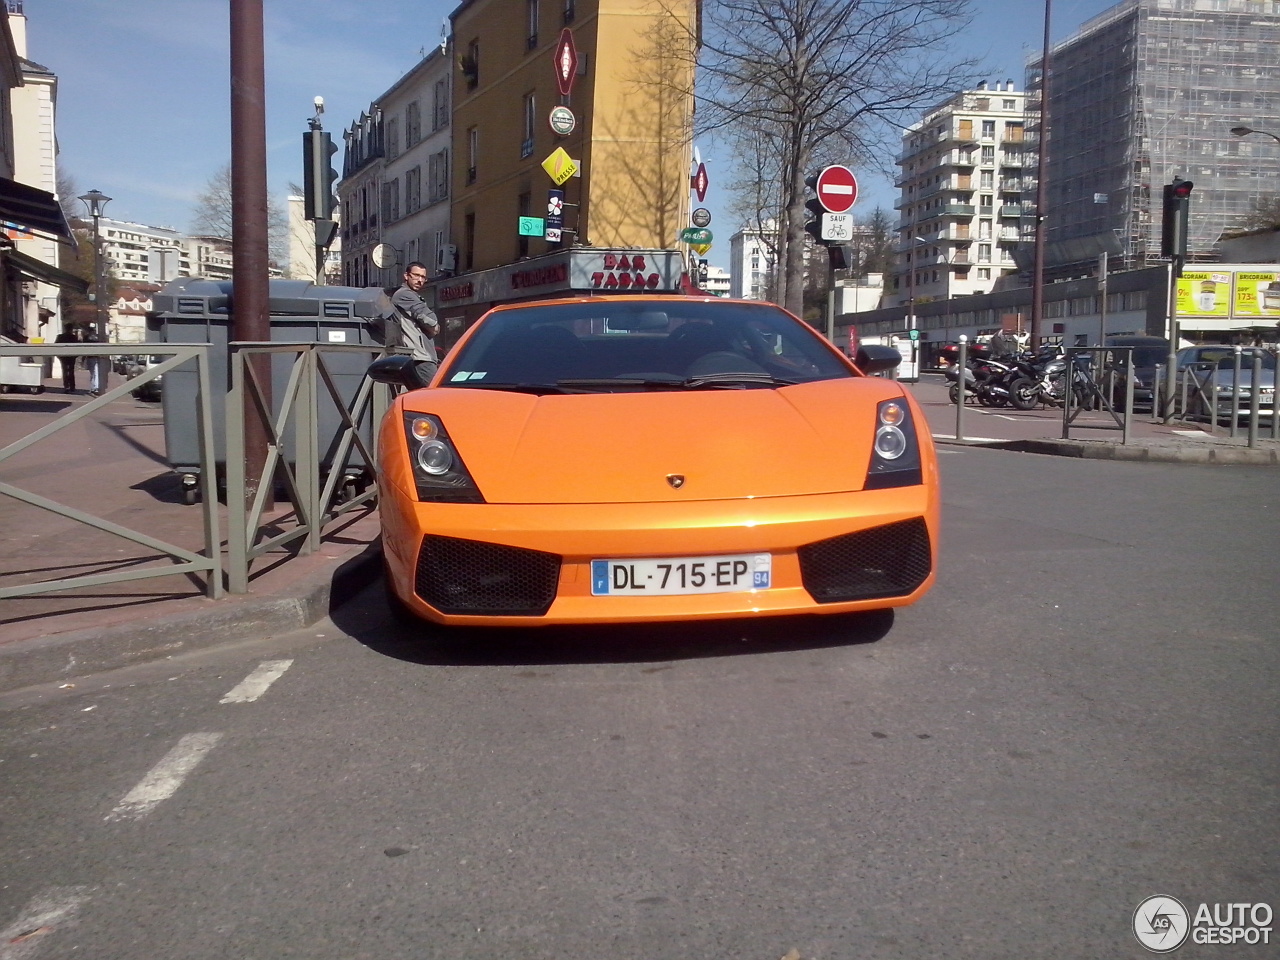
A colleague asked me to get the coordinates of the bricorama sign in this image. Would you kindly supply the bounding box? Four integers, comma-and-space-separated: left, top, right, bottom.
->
1175, 267, 1280, 320
429, 249, 685, 308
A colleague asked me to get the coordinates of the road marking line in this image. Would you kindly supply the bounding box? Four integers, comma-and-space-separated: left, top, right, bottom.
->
219, 659, 293, 703
106, 732, 223, 822
0, 886, 93, 960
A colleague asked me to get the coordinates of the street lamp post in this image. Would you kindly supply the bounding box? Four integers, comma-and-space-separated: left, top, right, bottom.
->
1231, 125, 1280, 145
78, 189, 112, 396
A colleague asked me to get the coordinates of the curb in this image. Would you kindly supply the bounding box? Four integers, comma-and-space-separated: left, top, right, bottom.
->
0, 544, 384, 695
933, 436, 1280, 465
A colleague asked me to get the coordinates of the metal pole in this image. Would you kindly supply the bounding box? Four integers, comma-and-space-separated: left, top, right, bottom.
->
825, 253, 836, 344
1162, 262, 1178, 422
955, 335, 967, 441
92, 214, 106, 344
231, 0, 273, 506
1030, 0, 1052, 348
1248, 351, 1261, 448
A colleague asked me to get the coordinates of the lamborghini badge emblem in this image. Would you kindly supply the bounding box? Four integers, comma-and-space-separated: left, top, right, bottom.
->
666, 474, 685, 488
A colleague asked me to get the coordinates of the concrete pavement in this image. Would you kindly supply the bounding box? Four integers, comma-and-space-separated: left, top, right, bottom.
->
1, 372, 1275, 693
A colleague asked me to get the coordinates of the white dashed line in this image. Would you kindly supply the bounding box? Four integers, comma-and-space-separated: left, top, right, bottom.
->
219, 659, 293, 703
106, 732, 223, 822
0, 886, 93, 960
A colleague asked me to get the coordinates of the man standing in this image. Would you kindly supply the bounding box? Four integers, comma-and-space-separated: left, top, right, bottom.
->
55, 326, 79, 393
390, 261, 440, 386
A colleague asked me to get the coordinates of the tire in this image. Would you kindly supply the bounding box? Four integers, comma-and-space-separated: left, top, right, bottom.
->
1009, 377, 1039, 411
948, 382, 962, 405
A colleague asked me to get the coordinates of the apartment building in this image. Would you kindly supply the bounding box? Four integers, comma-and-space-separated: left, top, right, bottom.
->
1026, 0, 1280, 269
893, 81, 1028, 306
339, 44, 452, 290
728, 222, 778, 300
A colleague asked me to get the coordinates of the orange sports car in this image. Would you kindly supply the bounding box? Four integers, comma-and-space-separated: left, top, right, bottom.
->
367, 295, 939, 627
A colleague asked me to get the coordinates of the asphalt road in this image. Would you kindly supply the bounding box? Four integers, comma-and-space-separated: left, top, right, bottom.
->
1, 446, 1276, 960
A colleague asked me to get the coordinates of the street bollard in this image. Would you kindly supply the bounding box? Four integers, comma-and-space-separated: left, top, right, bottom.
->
955, 336, 967, 442
1231, 346, 1242, 440
1248, 351, 1261, 448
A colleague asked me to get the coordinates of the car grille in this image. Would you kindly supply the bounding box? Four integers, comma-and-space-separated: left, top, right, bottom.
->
414, 535, 561, 616
798, 518, 932, 603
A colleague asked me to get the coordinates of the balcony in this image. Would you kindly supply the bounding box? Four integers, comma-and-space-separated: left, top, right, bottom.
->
942, 204, 976, 217
1000, 155, 1025, 168
999, 204, 1024, 218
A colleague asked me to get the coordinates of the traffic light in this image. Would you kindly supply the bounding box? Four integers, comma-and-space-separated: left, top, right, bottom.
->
303, 129, 339, 221
1160, 178, 1193, 261
804, 172, 831, 247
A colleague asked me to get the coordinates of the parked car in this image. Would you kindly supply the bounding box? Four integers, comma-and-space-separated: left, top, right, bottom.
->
1177, 345, 1276, 421
1103, 335, 1171, 410
128, 354, 166, 402
367, 295, 940, 629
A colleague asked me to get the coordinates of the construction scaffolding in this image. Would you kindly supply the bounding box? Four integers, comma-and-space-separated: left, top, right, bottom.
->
1024, 0, 1280, 271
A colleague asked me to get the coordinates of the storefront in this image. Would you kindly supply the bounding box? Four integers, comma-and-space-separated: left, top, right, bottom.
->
425, 247, 690, 351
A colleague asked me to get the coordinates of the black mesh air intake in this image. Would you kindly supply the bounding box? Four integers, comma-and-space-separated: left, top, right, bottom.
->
798, 518, 932, 604
414, 535, 561, 616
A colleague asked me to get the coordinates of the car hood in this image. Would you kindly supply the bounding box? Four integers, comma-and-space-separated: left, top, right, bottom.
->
401, 378, 910, 504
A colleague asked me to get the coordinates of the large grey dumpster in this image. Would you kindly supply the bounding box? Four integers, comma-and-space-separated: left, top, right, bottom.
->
148, 278, 391, 501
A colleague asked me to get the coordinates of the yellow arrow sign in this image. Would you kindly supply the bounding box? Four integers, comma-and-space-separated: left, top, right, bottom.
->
691, 242, 712, 256
542, 147, 580, 185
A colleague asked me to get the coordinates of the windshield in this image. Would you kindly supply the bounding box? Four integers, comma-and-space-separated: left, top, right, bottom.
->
442, 300, 854, 391
1217, 351, 1277, 371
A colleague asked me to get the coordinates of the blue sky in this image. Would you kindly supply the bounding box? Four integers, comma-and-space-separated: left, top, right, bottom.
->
27, 0, 1118, 269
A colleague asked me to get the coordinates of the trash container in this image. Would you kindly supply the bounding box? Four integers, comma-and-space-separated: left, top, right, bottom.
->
147, 277, 392, 502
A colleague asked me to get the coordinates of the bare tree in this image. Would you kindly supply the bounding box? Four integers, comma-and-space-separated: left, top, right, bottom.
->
692, 0, 979, 315
1241, 196, 1280, 232
192, 163, 289, 266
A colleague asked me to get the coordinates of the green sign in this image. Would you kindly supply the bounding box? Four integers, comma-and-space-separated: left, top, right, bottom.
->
518, 217, 546, 237
679, 227, 713, 245
908, 328, 921, 341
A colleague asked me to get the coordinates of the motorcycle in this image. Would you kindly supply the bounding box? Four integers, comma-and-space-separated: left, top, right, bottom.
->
940, 343, 1018, 406
1008, 347, 1095, 410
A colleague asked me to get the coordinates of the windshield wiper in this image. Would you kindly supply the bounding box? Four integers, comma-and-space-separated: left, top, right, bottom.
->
682, 371, 803, 389
453, 381, 579, 395
556, 376, 687, 391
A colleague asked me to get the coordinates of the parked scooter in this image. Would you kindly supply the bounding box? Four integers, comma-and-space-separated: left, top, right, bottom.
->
940, 342, 1018, 406
1008, 346, 1095, 410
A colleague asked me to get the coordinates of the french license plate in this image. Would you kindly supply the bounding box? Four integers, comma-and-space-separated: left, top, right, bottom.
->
591, 553, 771, 596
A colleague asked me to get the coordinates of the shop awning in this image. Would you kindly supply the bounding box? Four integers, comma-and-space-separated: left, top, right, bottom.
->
4, 247, 89, 293
0, 176, 73, 241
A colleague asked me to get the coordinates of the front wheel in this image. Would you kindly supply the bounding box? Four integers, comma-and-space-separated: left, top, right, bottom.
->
949, 381, 963, 405
1009, 377, 1040, 411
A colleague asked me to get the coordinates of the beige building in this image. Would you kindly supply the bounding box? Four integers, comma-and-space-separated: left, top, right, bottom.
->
894, 81, 1028, 307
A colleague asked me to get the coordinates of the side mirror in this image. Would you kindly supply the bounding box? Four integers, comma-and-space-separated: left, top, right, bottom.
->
367, 354, 431, 389
855, 344, 902, 375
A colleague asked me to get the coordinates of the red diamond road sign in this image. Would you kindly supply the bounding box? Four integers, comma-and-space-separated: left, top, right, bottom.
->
554, 29, 578, 97
814, 164, 858, 214
691, 162, 709, 203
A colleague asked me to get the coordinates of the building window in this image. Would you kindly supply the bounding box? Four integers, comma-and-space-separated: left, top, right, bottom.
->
405, 166, 421, 212
977, 267, 991, 279
464, 212, 476, 270
405, 101, 421, 147
463, 39, 479, 90
981, 120, 996, 139
386, 118, 400, 159
428, 149, 449, 203
527, 0, 539, 49
981, 145, 995, 164
382, 178, 400, 222
518, 192, 531, 257
432, 79, 448, 131
980, 170, 993, 189
1003, 99, 1016, 110
467, 127, 478, 184
978, 244, 991, 263
522, 92, 536, 158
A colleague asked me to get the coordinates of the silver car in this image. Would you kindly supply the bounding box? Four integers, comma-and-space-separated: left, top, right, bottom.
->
1177, 346, 1276, 420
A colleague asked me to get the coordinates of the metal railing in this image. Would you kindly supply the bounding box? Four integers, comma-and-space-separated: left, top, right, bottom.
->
0, 343, 223, 600
1155, 349, 1280, 447
224, 342, 392, 593
1, 340, 396, 602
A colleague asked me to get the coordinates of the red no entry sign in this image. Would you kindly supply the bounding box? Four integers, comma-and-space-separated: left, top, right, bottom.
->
815, 165, 858, 214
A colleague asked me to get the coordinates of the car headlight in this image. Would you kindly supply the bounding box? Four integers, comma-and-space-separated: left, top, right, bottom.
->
402, 413, 484, 502
865, 398, 922, 489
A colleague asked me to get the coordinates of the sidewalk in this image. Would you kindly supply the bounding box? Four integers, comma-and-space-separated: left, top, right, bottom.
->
0, 384, 381, 692
907, 374, 1280, 465
1, 372, 1276, 693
